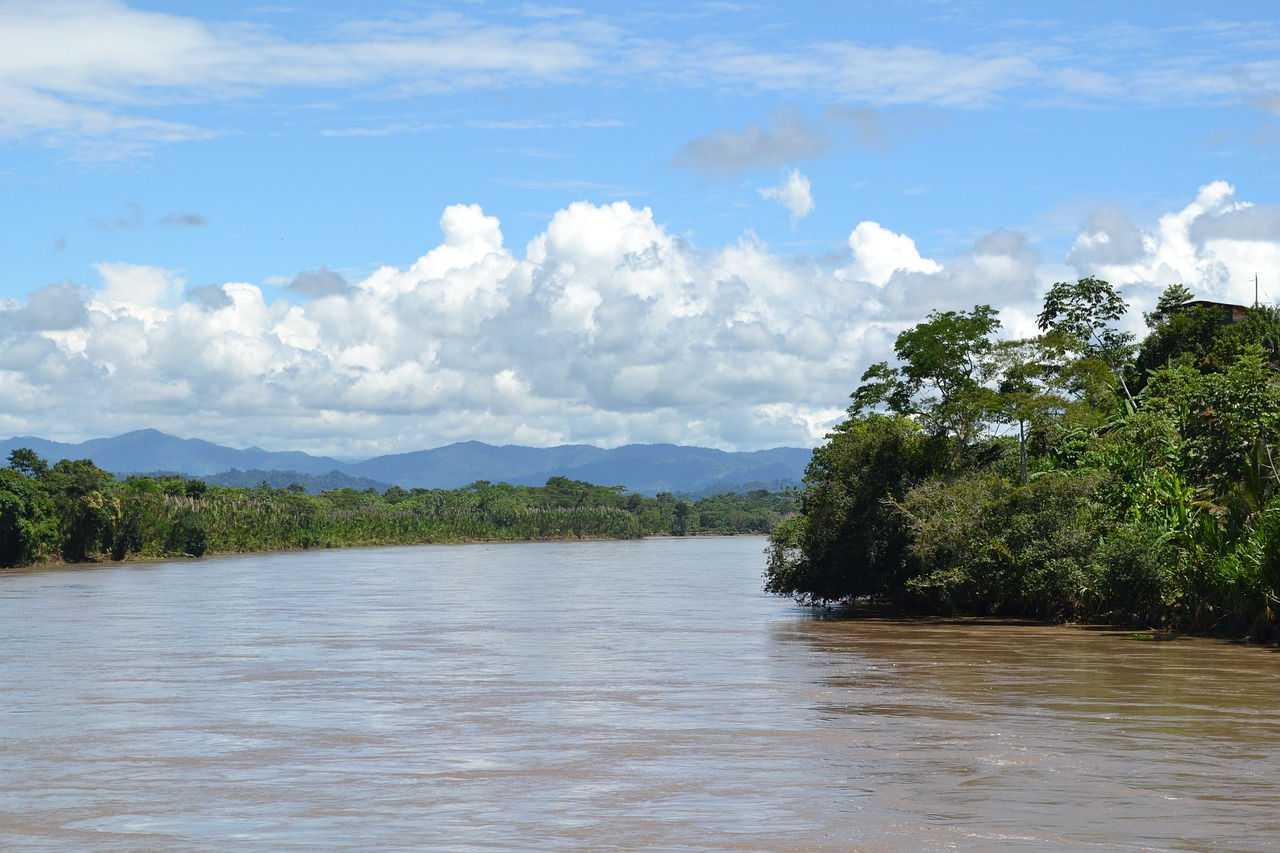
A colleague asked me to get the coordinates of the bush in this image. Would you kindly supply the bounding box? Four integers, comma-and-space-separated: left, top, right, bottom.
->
899, 469, 1108, 618
168, 510, 208, 557
1087, 521, 1171, 624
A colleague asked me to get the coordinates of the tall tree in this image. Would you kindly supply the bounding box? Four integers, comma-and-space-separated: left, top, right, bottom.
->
0, 469, 41, 567
1142, 283, 1195, 329
1037, 277, 1137, 404
44, 459, 115, 561
993, 336, 1071, 485
851, 304, 1002, 470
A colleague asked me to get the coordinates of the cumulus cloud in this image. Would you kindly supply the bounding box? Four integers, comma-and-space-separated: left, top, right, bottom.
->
1067, 181, 1280, 307
288, 266, 351, 298
842, 221, 942, 286
13, 283, 90, 331
1066, 203, 1148, 269
1188, 205, 1280, 244
4, 185, 1279, 455
1, 201, 890, 452
93, 262, 184, 312
186, 284, 232, 310
676, 105, 937, 182
759, 168, 814, 224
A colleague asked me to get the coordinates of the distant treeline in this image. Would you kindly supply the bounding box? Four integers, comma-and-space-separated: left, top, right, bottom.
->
0, 455, 795, 567
144, 468, 395, 494
768, 280, 1280, 641
139, 468, 802, 498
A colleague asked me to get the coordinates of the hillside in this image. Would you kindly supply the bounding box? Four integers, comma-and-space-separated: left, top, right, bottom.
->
0, 430, 810, 495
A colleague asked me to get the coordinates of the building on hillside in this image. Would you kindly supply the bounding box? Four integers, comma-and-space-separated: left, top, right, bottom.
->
1181, 299, 1250, 325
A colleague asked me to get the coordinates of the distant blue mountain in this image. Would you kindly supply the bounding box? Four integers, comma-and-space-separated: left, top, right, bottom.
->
0, 430, 811, 495
347, 440, 610, 488
0, 429, 347, 477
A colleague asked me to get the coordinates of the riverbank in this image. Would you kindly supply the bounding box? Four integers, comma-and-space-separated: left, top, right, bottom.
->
9, 525, 771, 571
1, 451, 794, 569
786, 585, 1274, 644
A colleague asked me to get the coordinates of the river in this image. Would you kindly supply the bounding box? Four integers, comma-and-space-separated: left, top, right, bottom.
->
3, 536, 1279, 851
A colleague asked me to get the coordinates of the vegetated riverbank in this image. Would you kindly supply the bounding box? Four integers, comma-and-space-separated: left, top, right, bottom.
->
767, 279, 1280, 643
797, 598, 1181, 644
0, 452, 795, 568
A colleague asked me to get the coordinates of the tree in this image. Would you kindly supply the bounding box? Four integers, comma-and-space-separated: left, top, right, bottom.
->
769, 282, 1280, 637
1212, 304, 1280, 371
6, 448, 49, 480
167, 509, 208, 557
1037, 277, 1137, 404
0, 469, 41, 567
1143, 346, 1280, 504
897, 467, 1107, 619
44, 458, 115, 561
671, 500, 695, 536
851, 305, 1002, 471
1133, 285, 1230, 388
765, 414, 942, 603
1142, 283, 1194, 329
992, 336, 1071, 485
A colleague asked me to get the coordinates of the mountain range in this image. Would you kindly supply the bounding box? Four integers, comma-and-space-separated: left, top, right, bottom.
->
0, 430, 812, 495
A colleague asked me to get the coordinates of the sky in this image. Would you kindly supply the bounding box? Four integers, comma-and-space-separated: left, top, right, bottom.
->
3, 0, 1280, 457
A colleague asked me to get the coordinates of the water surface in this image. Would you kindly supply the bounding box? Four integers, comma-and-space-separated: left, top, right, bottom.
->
3, 537, 1279, 851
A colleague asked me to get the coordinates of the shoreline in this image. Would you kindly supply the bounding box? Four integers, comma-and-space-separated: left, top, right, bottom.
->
0, 531, 768, 575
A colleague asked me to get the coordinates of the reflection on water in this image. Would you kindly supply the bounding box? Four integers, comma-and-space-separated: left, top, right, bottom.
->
3, 538, 1279, 851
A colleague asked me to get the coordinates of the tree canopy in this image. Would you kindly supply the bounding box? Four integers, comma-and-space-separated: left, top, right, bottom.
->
769, 279, 1280, 641
852, 305, 1002, 470
0, 458, 793, 568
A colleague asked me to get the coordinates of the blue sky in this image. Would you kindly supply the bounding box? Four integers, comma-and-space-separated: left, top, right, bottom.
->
3, 1, 1280, 456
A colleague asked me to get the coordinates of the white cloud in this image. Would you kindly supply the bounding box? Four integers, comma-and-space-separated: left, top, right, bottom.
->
5, 185, 1280, 455
91, 261, 185, 321
0, 0, 599, 156
1067, 181, 1280, 307
759, 168, 814, 224
682, 42, 1039, 107
15, 283, 89, 331
842, 221, 943, 286
1, 200, 879, 452
8, 4, 1274, 159
288, 267, 350, 298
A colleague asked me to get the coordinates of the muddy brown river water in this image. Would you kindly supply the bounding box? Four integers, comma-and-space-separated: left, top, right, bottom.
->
3, 536, 1279, 851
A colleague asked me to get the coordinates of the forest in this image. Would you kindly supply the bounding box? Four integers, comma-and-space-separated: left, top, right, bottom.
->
0, 456, 793, 568
766, 278, 1280, 640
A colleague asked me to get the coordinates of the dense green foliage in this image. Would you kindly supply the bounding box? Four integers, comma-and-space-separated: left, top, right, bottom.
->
0, 463, 792, 568
768, 281, 1280, 641
145, 468, 394, 494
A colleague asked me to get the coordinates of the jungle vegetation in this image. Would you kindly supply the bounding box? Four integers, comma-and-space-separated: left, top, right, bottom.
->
766, 279, 1280, 640
0, 456, 794, 568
